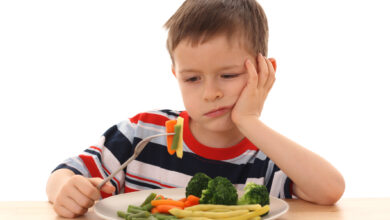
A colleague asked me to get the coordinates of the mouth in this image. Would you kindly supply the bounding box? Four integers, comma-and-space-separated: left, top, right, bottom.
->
204, 105, 233, 118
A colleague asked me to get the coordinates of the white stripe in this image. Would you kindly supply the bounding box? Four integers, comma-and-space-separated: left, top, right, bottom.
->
126, 160, 192, 188
64, 157, 91, 177
270, 170, 287, 198
125, 181, 154, 191
264, 160, 274, 186
117, 120, 136, 143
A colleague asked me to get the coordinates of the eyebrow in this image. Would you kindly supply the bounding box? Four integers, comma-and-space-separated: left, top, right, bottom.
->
180, 64, 243, 74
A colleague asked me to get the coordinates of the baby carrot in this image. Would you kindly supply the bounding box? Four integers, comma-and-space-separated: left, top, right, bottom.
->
155, 204, 183, 214
186, 195, 200, 205
151, 199, 185, 208
165, 120, 177, 155
151, 207, 159, 214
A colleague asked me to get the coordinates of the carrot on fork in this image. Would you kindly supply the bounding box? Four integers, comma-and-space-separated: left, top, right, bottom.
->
165, 120, 177, 155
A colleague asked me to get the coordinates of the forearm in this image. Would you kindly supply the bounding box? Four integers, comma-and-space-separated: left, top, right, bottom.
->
237, 118, 345, 204
46, 169, 75, 203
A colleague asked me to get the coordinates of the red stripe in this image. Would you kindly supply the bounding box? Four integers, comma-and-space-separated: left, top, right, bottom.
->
130, 112, 169, 126
90, 146, 102, 153
125, 186, 139, 193
126, 173, 174, 188
79, 154, 112, 198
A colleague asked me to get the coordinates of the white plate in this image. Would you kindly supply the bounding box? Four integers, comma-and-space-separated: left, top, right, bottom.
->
95, 188, 289, 220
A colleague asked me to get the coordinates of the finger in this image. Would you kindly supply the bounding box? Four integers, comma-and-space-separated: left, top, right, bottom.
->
257, 53, 269, 88
64, 196, 89, 216
72, 176, 101, 201
57, 196, 88, 217
53, 204, 76, 218
265, 58, 276, 91
89, 177, 116, 194
244, 59, 259, 90
66, 185, 95, 209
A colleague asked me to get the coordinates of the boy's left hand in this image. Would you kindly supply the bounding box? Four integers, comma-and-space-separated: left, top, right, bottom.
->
231, 53, 276, 127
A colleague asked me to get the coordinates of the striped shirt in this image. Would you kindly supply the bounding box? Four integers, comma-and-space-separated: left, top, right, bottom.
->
54, 109, 294, 199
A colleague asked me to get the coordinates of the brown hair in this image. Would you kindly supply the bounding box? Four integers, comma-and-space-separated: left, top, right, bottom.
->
164, 0, 269, 62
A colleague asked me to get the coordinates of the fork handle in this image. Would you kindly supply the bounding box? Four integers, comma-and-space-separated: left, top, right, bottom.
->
97, 153, 136, 190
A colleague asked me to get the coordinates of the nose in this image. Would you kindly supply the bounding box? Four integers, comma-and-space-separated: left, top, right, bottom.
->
202, 80, 223, 102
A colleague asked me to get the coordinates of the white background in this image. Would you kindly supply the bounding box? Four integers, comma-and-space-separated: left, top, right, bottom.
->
1, 0, 389, 201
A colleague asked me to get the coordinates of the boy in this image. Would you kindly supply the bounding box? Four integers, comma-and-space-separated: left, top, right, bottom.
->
47, 0, 345, 218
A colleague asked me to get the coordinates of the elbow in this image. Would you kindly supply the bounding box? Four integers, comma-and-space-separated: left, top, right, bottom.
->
318, 177, 346, 205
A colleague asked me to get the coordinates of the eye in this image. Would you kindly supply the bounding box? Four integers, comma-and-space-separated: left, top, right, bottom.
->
221, 74, 240, 79
185, 76, 200, 82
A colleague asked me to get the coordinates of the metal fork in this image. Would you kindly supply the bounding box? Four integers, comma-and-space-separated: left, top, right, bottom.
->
97, 132, 175, 190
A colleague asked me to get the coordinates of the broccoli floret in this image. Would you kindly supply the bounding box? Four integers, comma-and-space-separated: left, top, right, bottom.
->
185, 172, 212, 197
199, 176, 238, 205
238, 182, 270, 206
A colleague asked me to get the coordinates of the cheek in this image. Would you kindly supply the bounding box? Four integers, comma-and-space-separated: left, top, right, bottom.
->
225, 77, 248, 97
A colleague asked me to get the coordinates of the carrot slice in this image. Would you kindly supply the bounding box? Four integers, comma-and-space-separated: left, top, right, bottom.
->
151, 199, 185, 208
165, 120, 177, 155
155, 204, 183, 214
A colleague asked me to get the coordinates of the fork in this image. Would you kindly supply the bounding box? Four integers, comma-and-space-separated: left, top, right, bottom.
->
97, 132, 175, 190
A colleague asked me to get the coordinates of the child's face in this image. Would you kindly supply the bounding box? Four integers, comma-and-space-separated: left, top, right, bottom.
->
172, 34, 257, 133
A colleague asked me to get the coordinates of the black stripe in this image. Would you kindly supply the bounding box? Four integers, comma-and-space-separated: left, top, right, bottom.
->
125, 176, 162, 189
284, 177, 293, 199
52, 164, 82, 175
160, 109, 180, 117
103, 125, 133, 165
85, 149, 102, 162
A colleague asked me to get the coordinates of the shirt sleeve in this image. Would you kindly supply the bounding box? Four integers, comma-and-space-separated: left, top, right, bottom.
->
52, 119, 136, 197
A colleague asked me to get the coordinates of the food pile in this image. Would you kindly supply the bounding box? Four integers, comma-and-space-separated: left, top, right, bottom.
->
117, 172, 270, 220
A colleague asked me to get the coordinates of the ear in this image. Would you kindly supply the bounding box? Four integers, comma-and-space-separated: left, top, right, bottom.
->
171, 64, 176, 77
268, 58, 277, 72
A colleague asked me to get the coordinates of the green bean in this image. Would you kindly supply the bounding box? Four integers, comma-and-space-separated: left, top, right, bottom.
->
128, 207, 145, 214
141, 192, 157, 207
117, 210, 129, 219
128, 205, 144, 213
141, 203, 153, 211
125, 211, 151, 220
152, 213, 177, 220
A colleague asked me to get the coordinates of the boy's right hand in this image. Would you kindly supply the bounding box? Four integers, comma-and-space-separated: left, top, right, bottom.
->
52, 175, 115, 218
